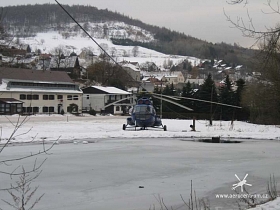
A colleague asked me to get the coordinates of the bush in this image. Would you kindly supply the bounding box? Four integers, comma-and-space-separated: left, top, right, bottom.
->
89, 109, 96, 116
60, 109, 65, 115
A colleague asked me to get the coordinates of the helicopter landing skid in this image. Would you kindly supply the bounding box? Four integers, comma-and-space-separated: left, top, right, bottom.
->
122, 124, 167, 131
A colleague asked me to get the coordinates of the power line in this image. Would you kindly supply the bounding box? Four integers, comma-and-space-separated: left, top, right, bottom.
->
55, 0, 139, 86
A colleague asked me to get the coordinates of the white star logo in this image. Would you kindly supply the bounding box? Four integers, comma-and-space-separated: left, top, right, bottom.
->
232, 174, 252, 192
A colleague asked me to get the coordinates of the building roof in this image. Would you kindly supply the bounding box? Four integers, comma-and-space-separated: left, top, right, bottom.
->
92, 86, 130, 94
122, 63, 140, 72
83, 86, 131, 95
0, 98, 23, 104
0, 67, 74, 84
165, 75, 178, 78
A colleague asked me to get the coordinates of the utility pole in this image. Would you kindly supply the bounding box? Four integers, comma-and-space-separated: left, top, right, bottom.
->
160, 80, 163, 119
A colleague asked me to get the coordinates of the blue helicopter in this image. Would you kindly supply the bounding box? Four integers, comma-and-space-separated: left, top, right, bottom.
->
122, 97, 167, 131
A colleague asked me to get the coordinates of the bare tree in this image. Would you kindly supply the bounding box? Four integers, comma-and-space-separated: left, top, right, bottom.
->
110, 47, 117, 58
50, 45, 71, 68
226, 0, 280, 124
0, 116, 57, 188
98, 43, 109, 56
225, 0, 280, 53
1, 167, 44, 210
132, 46, 139, 57
0, 115, 58, 209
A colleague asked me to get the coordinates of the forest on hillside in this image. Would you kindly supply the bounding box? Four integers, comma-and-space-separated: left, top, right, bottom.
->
1, 4, 257, 70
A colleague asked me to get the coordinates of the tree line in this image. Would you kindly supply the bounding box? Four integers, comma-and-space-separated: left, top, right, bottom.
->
152, 74, 248, 122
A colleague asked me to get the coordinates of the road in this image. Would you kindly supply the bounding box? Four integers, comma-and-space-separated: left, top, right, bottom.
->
1, 138, 279, 210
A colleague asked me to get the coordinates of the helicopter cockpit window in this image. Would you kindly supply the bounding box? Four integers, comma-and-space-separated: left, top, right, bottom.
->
133, 106, 148, 113
133, 105, 155, 114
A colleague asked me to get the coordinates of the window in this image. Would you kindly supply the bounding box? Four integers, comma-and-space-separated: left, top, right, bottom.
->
67, 95, 72, 100
57, 95, 63, 100
49, 95, 55, 100
116, 106, 120, 111
33, 107, 39, 113
27, 107, 32, 113
17, 104, 22, 112
27, 95, 32, 100
43, 95, 49, 100
33, 95, 39, 100
73, 95, 78, 100
0, 104, 4, 113
43, 107, 49, 113
20, 94, 26, 100
49, 107, 54, 112
5, 104, 10, 112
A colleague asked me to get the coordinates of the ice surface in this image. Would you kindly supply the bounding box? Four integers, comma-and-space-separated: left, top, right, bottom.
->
0, 115, 280, 210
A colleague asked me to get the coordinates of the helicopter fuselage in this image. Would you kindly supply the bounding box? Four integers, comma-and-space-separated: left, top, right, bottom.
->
123, 97, 166, 131
130, 104, 156, 127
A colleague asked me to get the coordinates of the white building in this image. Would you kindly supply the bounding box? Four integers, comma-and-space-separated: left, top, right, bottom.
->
122, 63, 141, 82
82, 86, 135, 115
163, 71, 185, 85
0, 67, 83, 114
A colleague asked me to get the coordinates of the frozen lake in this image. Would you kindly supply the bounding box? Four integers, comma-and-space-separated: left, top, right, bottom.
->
1, 137, 279, 210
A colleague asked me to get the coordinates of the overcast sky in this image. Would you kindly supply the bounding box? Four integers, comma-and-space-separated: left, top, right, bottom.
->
0, 0, 278, 48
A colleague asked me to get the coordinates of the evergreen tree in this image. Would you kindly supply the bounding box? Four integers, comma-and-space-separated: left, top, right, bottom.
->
219, 75, 234, 120
198, 74, 217, 124
234, 78, 249, 121
181, 81, 195, 112
199, 73, 217, 103
170, 83, 175, 96
235, 78, 245, 106
182, 81, 192, 97
27, 45, 32, 53
153, 85, 160, 94
162, 84, 170, 95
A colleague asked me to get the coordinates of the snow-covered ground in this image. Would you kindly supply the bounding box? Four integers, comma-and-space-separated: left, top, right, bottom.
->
1, 114, 280, 210
250, 198, 280, 210
1, 114, 280, 144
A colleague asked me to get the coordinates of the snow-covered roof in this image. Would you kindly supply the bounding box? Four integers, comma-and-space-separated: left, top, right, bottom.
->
91, 86, 131, 94
186, 79, 205, 85
141, 77, 150, 81
235, 65, 243, 70
165, 75, 177, 78
0, 81, 82, 93
0, 98, 23, 104
122, 63, 140, 72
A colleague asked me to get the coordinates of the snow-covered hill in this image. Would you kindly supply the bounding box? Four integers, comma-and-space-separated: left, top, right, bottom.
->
17, 21, 201, 69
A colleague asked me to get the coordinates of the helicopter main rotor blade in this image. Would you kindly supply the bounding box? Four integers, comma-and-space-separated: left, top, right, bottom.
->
176, 96, 242, 109
143, 92, 181, 101
104, 96, 134, 108
152, 95, 193, 111
152, 93, 242, 109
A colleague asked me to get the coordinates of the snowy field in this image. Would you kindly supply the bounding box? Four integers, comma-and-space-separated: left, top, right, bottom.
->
1, 114, 280, 210
1, 114, 280, 143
